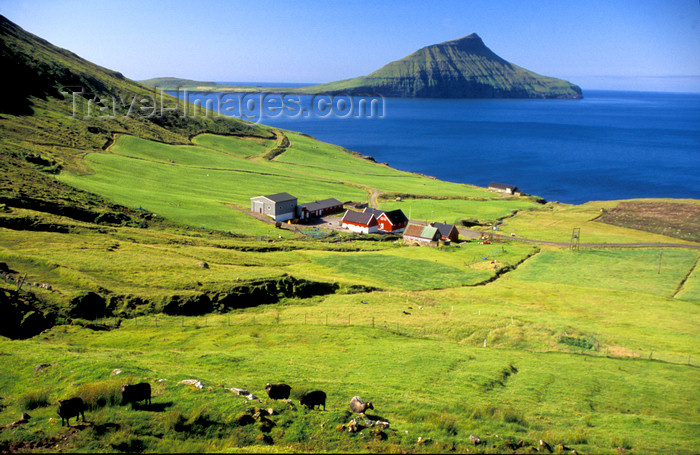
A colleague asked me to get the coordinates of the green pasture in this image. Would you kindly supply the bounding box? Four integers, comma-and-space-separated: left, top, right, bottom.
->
0, 226, 284, 300
192, 133, 275, 158
59, 136, 368, 235
378, 198, 542, 225
503, 201, 697, 244
0, 319, 697, 453
507, 248, 699, 299
299, 243, 536, 291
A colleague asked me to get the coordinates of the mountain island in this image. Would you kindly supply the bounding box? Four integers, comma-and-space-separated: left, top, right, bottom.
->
143, 33, 582, 99
306, 33, 582, 99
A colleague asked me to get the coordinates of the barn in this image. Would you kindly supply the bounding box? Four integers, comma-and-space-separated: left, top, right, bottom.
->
250, 192, 298, 221
341, 210, 379, 234
363, 208, 409, 233
488, 182, 521, 195
432, 222, 459, 241
402, 222, 440, 245
296, 198, 344, 219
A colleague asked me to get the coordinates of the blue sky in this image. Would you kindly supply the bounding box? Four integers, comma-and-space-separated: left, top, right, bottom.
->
2, 0, 699, 92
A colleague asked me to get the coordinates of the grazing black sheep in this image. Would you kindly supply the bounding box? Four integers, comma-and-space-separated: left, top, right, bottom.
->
349, 396, 374, 414
122, 382, 151, 406
57, 397, 85, 426
264, 383, 291, 400
299, 390, 326, 410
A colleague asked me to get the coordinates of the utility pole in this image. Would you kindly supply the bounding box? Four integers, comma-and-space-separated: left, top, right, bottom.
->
569, 227, 581, 251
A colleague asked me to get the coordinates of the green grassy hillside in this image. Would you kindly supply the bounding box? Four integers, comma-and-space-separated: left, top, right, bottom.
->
1, 14, 699, 455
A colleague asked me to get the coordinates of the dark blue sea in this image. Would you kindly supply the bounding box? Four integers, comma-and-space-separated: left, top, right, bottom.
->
176, 90, 700, 204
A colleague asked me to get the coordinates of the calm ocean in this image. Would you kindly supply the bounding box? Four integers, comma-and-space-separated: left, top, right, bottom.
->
182, 89, 700, 204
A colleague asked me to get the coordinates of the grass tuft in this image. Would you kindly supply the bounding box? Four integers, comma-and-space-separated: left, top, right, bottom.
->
74, 380, 123, 410
19, 390, 50, 411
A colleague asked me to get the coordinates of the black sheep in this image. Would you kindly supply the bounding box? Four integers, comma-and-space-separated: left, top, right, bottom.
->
122, 382, 151, 406
265, 383, 291, 400
57, 397, 85, 426
299, 390, 326, 410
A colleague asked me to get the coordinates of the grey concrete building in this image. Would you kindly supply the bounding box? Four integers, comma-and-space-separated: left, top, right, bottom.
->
250, 192, 298, 221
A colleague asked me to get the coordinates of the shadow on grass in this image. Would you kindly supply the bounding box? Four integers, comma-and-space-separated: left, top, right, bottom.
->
132, 401, 174, 412
92, 422, 120, 435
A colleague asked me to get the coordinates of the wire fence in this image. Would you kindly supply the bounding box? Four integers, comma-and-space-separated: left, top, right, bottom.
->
104, 313, 699, 368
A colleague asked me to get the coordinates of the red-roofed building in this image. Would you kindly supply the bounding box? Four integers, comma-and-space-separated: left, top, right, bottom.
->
341, 210, 379, 234
363, 208, 409, 233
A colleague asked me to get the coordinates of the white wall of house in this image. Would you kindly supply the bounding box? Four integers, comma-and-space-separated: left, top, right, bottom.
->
343, 223, 378, 234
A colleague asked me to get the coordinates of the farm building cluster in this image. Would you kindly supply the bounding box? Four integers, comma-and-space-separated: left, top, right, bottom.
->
250, 193, 343, 222
340, 207, 408, 234
250, 192, 461, 245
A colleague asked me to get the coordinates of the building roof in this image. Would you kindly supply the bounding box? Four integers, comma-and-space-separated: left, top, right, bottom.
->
363, 208, 408, 225
488, 182, 518, 191
299, 198, 342, 212
420, 225, 440, 240
403, 222, 440, 241
260, 192, 297, 203
341, 210, 377, 226
383, 209, 408, 225
403, 223, 425, 238
432, 222, 457, 238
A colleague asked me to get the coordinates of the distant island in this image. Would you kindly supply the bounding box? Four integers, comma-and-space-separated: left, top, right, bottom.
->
142, 34, 582, 99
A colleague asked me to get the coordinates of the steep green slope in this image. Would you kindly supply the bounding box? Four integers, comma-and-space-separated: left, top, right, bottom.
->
0, 14, 270, 226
